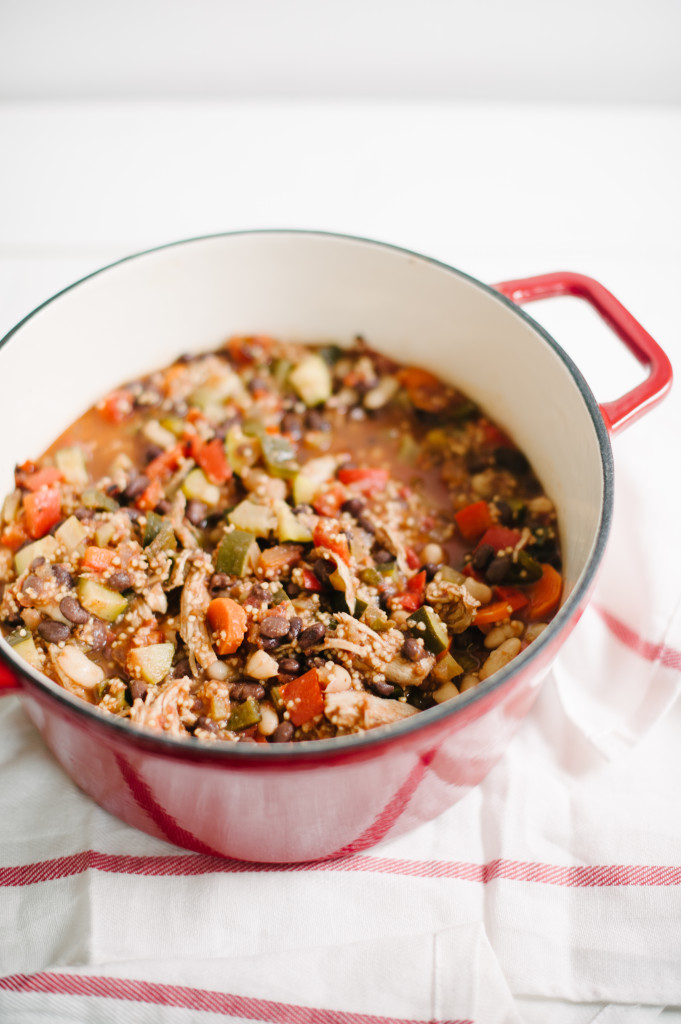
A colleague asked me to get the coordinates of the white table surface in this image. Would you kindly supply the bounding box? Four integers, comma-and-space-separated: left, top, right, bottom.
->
1, 99, 680, 1022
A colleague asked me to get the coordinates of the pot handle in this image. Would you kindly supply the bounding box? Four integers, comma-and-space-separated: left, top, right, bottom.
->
493, 271, 672, 433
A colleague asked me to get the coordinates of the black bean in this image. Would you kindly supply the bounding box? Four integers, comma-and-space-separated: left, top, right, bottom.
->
107, 571, 132, 592
281, 412, 304, 439
495, 500, 514, 526
287, 616, 302, 641
144, 444, 164, 463
21, 574, 44, 598
341, 497, 365, 517
210, 573, 231, 592
122, 507, 143, 523
494, 446, 530, 475
74, 507, 95, 521
172, 658, 191, 679
260, 636, 280, 652
286, 582, 301, 598
52, 564, 73, 587
195, 715, 221, 734
260, 615, 291, 639
305, 409, 330, 432
401, 637, 423, 662
230, 681, 266, 702
299, 622, 326, 649
89, 619, 109, 651
38, 620, 71, 643
124, 474, 150, 502
186, 499, 208, 526
270, 720, 295, 743
422, 562, 440, 581
485, 554, 512, 585
373, 548, 394, 564
471, 543, 495, 572
357, 515, 376, 535
243, 584, 268, 607
370, 679, 396, 698
155, 499, 172, 515
278, 657, 301, 675
59, 595, 90, 624
466, 451, 492, 474
30, 556, 46, 571
130, 679, 148, 702
313, 557, 334, 586
379, 585, 396, 611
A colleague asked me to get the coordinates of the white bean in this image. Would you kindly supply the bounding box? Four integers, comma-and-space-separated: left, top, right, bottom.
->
432, 680, 460, 704
483, 620, 524, 649
207, 659, 229, 681
479, 637, 522, 681
421, 542, 446, 565
257, 705, 280, 736
524, 622, 548, 644
464, 577, 493, 604
246, 649, 279, 680
459, 674, 479, 692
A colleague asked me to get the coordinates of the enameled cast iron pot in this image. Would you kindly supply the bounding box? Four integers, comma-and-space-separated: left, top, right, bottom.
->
0, 232, 671, 862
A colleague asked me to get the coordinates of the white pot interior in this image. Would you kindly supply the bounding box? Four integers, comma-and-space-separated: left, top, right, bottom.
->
0, 232, 607, 604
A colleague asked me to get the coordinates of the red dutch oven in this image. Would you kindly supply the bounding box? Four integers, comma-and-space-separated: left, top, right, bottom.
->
0, 232, 671, 862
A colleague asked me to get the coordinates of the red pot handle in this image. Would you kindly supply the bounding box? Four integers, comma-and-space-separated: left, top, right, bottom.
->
493, 271, 672, 433
0, 658, 21, 694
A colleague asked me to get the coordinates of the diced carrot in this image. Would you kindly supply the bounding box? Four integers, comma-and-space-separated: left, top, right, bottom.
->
302, 568, 323, 592
279, 668, 324, 726
23, 487, 61, 539
313, 484, 347, 518
98, 389, 134, 423
0, 518, 30, 551
476, 526, 522, 554
17, 466, 64, 492
135, 477, 164, 512
193, 437, 232, 485
258, 544, 303, 576
82, 546, 119, 572
474, 600, 515, 626
396, 366, 452, 413
525, 564, 563, 621
313, 519, 351, 564
145, 443, 186, 481
454, 500, 493, 543
337, 467, 389, 494
206, 597, 248, 655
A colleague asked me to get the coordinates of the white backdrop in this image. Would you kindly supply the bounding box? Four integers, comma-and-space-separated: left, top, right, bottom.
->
1, 0, 680, 103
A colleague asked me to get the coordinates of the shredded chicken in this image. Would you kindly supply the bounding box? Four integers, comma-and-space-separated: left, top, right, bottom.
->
130, 676, 194, 736
180, 558, 218, 672
324, 690, 419, 731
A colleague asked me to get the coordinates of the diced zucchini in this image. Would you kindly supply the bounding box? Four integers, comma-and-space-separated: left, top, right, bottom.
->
261, 434, 299, 479
292, 473, 320, 506
14, 536, 58, 576
438, 565, 466, 585
208, 689, 230, 720
82, 488, 120, 513
54, 515, 87, 553
274, 500, 313, 543
127, 643, 174, 685
228, 500, 276, 537
159, 416, 186, 437
225, 426, 260, 477
6, 628, 42, 670
431, 651, 464, 683
215, 529, 260, 576
77, 578, 128, 622
55, 446, 89, 487
408, 605, 449, 654
227, 696, 261, 731
142, 419, 177, 450
2, 489, 22, 524
361, 604, 393, 632
182, 467, 221, 506
95, 522, 115, 548
288, 354, 332, 407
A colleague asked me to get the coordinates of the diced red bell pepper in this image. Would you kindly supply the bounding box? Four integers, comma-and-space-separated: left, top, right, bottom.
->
192, 437, 232, 485
405, 546, 421, 570
337, 467, 389, 495
313, 518, 351, 565
301, 568, 323, 592
23, 487, 62, 539
135, 477, 164, 512
146, 443, 186, 481
0, 518, 30, 551
476, 526, 522, 554
454, 500, 493, 543
481, 421, 512, 447
279, 669, 324, 726
494, 585, 529, 614
393, 592, 422, 612
312, 484, 347, 518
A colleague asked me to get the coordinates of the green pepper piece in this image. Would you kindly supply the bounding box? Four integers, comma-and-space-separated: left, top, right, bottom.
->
359, 567, 383, 587
353, 596, 369, 619
215, 530, 259, 576
261, 434, 299, 479
82, 488, 120, 513
408, 605, 449, 654
227, 696, 262, 731
143, 511, 164, 547
147, 520, 177, 555
506, 549, 543, 584
361, 604, 393, 632
269, 685, 285, 712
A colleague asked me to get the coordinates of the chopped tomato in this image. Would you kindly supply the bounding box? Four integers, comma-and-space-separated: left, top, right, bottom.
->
302, 568, 323, 592
145, 443, 186, 481
337, 467, 389, 495
313, 484, 347, 518
225, 335, 274, 366
82, 546, 118, 572
279, 669, 324, 726
405, 546, 421, 570
313, 519, 351, 565
454, 500, 493, 543
98, 389, 134, 423
476, 526, 522, 554
481, 421, 512, 447
258, 544, 303, 576
192, 437, 232, 485
135, 477, 164, 512
0, 518, 30, 551
23, 487, 61, 539
16, 466, 64, 492
393, 592, 422, 612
